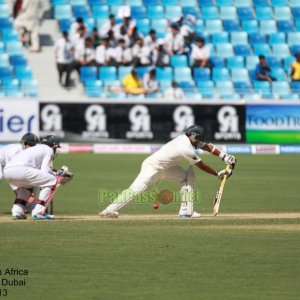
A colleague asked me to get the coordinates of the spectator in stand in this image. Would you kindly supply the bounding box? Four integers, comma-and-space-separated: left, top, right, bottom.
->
95, 38, 113, 66
54, 31, 74, 88
91, 27, 101, 48
132, 37, 152, 66
100, 14, 116, 38
164, 81, 185, 100
152, 39, 170, 67
70, 17, 88, 43
73, 37, 95, 76
113, 39, 133, 66
72, 25, 88, 49
14, 0, 44, 52
144, 29, 158, 52
129, 26, 144, 47
114, 25, 131, 48
177, 16, 195, 46
255, 55, 276, 82
122, 68, 147, 95
291, 53, 300, 81
164, 24, 186, 56
107, 29, 118, 48
116, 6, 136, 38
143, 68, 159, 95
191, 36, 211, 69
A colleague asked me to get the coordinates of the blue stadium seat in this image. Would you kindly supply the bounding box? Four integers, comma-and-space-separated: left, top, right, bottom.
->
197, 80, 214, 98
235, 0, 252, 7
170, 55, 188, 67
249, 69, 257, 81
227, 56, 244, 69
271, 68, 286, 80
282, 94, 299, 100
0, 17, 13, 29
137, 67, 150, 78
147, 6, 164, 19
287, 33, 300, 46
216, 81, 234, 96
272, 81, 290, 97
256, 7, 272, 20
246, 56, 259, 70
271, 0, 287, 6
231, 68, 249, 82
234, 45, 252, 57
254, 81, 271, 96
125, 0, 143, 5
10, 55, 28, 68
206, 20, 223, 34
212, 68, 230, 81
260, 20, 277, 35
15, 66, 33, 80
249, 33, 266, 44
277, 21, 294, 33
72, 5, 90, 19
0, 42, 4, 54
162, 0, 178, 5
99, 66, 117, 81
156, 67, 173, 81
267, 56, 282, 68
92, 6, 109, 19
198, 0, 214, 6
1, 29, 19, 42
219, 7, 237, 20
296, 21, 300, 32
179, 0, 197, 7
51, 0, 68, 5
291, 81, 300, 94
269, 33, 286, 45
242, 20, 258, 33
165, 6, 182, 19
223, 20, 240, 32
151, 19, 168, 37
0, 53, 9, 67
182, 7, 200, 18
54, 5, 72, 20
217, 0, 233, 5
85, 80, 103, 97
159, 80, 172, 91
212, 33, 229, 44
253, 44, 271, 56
202, 7, 218, 20
80, 66, 97, 82
292, 8, 300, 20
274, 7, 292, 21
194, 68, 211, 81
195, 20, 204, 35
272, 44, 290, 58
144, 0, 160, 5
291, 45, 300, 55
59, 19, 71, 32
0, 4, 9, 17
174, 67, 193, 82
290, 0, 300, 7
230, 32, 248, 45
136, 19, 150, 36
216, 44, 234, 58
210, 56, 225, 67
131, 6, 147, 19
70, 0, 87, 5
237, 7, 254, 20
5, 42, 23, 55
3, 79, 21, 97
21, 79, 38, 97
107, 0, 122, 4
234, 81, 252, 94
284, 56, 294, 72
253, 0, 269, 6
118, 67, 132, 80
88, 0, 106, 5
179, 81, 196, 93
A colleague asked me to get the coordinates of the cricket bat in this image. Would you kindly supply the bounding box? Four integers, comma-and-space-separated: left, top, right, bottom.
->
212, 165, 231, 216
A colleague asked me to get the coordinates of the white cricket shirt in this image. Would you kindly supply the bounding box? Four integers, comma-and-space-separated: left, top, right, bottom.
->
0, 144, 23, 167
144, 135, 201, 169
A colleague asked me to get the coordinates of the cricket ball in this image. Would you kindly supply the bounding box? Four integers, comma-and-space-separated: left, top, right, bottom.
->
153, 203, 159, 209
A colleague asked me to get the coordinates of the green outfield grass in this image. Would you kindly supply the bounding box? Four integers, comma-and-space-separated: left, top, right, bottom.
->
0, 154, 299, 300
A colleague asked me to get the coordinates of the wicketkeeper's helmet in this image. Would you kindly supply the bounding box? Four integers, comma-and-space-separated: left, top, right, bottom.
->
20, 133, 39, 146
185, 125, 205, 148
41, 135, 61, 148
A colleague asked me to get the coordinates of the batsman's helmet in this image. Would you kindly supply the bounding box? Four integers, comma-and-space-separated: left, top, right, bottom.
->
185, 125, 205, 148
20, 133, 39, 146
41, 135, 61, 148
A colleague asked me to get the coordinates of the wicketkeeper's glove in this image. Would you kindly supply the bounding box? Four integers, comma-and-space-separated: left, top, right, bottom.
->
56, 165, 74, 185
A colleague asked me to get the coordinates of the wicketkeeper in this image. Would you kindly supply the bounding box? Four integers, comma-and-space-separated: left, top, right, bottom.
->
99, 125, 236, 218
3, 135, 73, 220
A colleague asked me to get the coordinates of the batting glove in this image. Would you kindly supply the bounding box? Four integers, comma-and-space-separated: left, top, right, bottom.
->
217, 168, 232, 180
223, 154, 236, 168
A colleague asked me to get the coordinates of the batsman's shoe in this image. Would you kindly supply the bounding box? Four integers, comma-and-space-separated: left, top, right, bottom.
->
99, 210, 119, 218
12, 214, 27, 220
179, 211, 201, 219
32, 214, 55, 220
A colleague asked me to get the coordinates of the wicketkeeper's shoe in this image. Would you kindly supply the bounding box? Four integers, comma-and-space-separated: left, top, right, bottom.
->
12, 214, 27, 220
99, 210, 119, 218
32, 214, 55, 220
178, 211, 201, 219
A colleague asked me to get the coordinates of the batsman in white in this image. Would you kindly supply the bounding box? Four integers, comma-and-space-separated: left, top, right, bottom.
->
0, 133, 39, 190
3, 135, 73, 220
99, 125, 236, 218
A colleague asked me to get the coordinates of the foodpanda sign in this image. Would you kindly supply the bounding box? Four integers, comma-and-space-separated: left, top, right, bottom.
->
0, 100, 39, 141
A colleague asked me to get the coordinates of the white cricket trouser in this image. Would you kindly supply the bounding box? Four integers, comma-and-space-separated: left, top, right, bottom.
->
104, 162, 196, 215
4, 166, 58, 215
